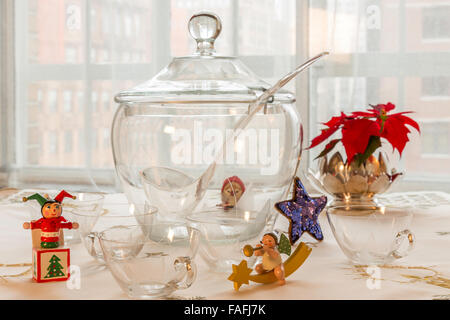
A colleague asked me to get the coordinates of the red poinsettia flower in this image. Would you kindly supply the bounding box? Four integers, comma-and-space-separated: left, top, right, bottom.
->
308, 112, 347, 150
308, 103, 420, 165
341, 118, 381, 163
373, 102, 395, 114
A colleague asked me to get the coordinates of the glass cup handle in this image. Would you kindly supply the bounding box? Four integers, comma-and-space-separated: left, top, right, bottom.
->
173, 257, 197, 289
392, 229, 415, 259
87, 232, 101, 257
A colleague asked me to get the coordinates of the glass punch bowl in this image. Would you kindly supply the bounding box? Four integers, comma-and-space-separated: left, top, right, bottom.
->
111, 13, 303, 265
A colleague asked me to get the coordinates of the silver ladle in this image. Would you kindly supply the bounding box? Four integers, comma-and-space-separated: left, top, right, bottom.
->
141, 52, 330, 216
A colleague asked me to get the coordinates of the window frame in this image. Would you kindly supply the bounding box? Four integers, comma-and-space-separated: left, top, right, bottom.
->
307, 0, 450, 192
9, 0, 173, 190
0, 0, 15, 187
8, 0, 303, 191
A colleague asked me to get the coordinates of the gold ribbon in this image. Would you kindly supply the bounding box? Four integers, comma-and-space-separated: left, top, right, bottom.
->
349, 264, 450, 291
0, 263, 32, 282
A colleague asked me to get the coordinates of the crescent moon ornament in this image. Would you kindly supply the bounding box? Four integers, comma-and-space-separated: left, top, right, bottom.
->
228, 177, 326, 291
228, 242, 312, 291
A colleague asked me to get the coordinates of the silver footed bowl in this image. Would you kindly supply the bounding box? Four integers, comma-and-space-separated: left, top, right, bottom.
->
307, 151, 402, 206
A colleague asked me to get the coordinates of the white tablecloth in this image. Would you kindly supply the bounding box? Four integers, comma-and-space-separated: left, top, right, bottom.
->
0, 190, 449, 300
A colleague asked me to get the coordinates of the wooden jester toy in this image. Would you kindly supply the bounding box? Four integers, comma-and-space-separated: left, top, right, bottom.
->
23, 191, 79, 249
22, 190, 79, 283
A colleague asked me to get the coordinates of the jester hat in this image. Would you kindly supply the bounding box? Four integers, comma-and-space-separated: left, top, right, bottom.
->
23, 190, 76, 214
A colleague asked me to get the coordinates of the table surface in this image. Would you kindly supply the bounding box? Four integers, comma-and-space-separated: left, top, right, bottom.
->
0, 189, 449, 300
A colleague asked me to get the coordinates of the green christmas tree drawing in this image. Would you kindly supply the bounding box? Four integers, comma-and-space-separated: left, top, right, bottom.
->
44, 255, 65, 278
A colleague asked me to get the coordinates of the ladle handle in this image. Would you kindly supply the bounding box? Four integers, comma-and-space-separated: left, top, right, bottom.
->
238, 51, 329, 132
196, 52, 329, 199
266, 52, 329, 97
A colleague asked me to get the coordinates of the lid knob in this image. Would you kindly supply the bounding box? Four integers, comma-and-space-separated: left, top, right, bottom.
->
188, 12, 222, 56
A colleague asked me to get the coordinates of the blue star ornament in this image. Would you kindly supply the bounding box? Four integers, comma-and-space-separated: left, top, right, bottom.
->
275, 177, 327, 245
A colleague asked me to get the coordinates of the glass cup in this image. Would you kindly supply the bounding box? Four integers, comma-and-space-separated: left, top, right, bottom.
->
62, 193, 105, 243
186, 206, 272, 272
327, 205, 415, 265
71, 203, 156, 262
98, 223, 200, 299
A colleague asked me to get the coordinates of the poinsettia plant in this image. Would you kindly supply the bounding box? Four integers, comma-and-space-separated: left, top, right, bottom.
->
308, 103, 420, 166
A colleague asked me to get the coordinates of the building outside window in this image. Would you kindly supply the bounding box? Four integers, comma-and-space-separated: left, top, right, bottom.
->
64, 131, 73, 153
49, 131, 58, 154
422, 77, 450, 98
103, 128, 110, 148
2, 0, 449, 191
422, 6, 450, 40
102, 92, 110, 111
63, 90, 72, 112
47, 90, 58, 113
421, 122, 450, 156
92, 92, 98, 113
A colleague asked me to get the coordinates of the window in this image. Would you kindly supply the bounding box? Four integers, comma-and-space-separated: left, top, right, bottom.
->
48, 90, 58, 113
65, 47, 78, 64
64, 131, 73, 153
422, 6, 450, 40
422, 77, 450, 98
102, 50, 110, 62
49, 131, 58, 154
92, 129, 97, 150
101, 7, 110, 35
102, 92, 110, 111
421, 122, 450, 156
92, 92, 98, 113
77, 91, 84, 111
91, 48, 97, 64
114, 8, 122, 37
134, 14, 141, 36
3, 0, 449, 191
103, 128, 110, 148
37, 89, 43, 103
63, 90, 72, 112
124, 13, 133, 38
78, 130, 84, 152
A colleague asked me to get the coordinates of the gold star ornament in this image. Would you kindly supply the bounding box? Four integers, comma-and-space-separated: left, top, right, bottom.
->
228, 260, 253, 291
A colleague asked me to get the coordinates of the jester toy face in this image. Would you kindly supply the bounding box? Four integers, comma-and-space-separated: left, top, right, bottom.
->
221, 181, 244, 207
42, 202, 62, 219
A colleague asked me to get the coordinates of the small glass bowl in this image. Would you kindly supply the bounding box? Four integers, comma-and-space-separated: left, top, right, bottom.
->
62, 193, 105, 243
327, 205, 415, 265
98, 223, 200, 299
187, 207, 272, 272
71, 203, 157, 262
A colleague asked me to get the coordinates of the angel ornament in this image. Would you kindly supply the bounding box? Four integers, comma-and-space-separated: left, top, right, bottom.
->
254, 233, 286, 285
242, 232, 292, 286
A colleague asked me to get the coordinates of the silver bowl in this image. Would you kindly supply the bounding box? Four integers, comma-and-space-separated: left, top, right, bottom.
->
307, 151, 402, 206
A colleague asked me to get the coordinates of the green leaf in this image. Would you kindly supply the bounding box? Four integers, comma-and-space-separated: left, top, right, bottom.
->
314, 139, 340, 160
278, 234, 292, 256
354, 136, 381, 166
